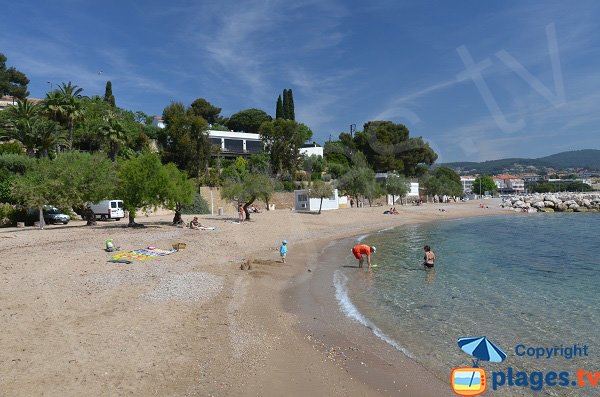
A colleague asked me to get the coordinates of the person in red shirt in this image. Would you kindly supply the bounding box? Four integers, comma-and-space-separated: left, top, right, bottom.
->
351, 244, 376, 269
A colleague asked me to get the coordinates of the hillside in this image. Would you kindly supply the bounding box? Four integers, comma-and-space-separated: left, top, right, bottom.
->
442, 149, 600, 174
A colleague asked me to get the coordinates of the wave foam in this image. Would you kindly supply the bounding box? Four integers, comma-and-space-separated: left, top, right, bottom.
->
333, 270, 414, 358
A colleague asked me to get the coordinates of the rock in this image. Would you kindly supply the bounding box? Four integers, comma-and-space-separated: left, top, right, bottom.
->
533, 201, 545, 208
540, 207, 555, 213
543, 201, 555, 208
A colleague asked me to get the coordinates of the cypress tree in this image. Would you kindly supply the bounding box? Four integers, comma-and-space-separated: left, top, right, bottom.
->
276, 95, 283, 119
104, 81, 115, 107
288, 88, 295, 121
282, 89, 289, 119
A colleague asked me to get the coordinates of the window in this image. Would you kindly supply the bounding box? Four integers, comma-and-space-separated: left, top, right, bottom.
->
224, 139, 243, 152
297, 194, 308, 202
111, 202, 117, 208
246, 140, 263, 153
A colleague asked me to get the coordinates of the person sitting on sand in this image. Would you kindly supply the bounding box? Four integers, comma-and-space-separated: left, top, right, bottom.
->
351, 244, 376, 269
423, 245, 435, 268
190, 217, 202, 230
392, 207, 399, 215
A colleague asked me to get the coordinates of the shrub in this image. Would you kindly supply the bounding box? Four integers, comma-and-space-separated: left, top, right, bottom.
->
181, 192, 210, 215
0, 203, 15, 225
0, 142, 23, 155
282, 181, 295, 192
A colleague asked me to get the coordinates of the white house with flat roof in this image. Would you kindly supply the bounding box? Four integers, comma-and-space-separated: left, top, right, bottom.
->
294, 188, 344, 211
299, 144, 323, 157
151, 117, 263, 157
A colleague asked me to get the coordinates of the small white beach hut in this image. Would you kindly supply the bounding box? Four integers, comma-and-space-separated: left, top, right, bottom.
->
294, 189, 342, 212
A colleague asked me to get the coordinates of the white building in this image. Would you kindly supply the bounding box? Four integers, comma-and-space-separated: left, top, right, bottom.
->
151, 117, 263, 157
460, 176, 477, 194
207, 130, 263, 156
386, 182, 420, 205
151, 116, 165, 129
300, 145, 323, 157
294, 188, 343, 211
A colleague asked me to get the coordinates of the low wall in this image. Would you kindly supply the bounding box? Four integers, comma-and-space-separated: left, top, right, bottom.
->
198, 187, 295, 214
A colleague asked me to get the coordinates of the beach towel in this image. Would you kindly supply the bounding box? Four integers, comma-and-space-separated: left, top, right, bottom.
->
110, 248, 176, 261
109, 259, 133, 264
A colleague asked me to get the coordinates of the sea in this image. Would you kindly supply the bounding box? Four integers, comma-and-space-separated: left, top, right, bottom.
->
335, 212, 600, 396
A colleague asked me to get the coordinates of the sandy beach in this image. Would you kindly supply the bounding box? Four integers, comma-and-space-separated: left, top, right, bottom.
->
0, 200, 509, 396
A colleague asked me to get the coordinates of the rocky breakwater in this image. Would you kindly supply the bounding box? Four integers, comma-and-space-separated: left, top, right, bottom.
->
501, 193, 600, 213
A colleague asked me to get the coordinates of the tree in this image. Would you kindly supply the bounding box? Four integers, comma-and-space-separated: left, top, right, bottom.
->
103, 81, 115, 107
55, 82, 85, 149
189, 98, 222, 124
0, 53, 29, 99
160, 102, 211, 178
116, 152, 193, 226
341, 121, 438, 176
276, 95, 283, 119
423, 166, 463, 197
281, 88, 295, 120
337, 164, 375, 207
98, 113, 126, 162
259, 119, 312, 176
11, 152, 116, 228
364, 178, 384, 207
386, 173, 410, 205
308, 180, 333, 214
1, 99, 41, 155
226, 108, 272, 134
303, 154, 325, 180
221, 173, 273, 220
1, 100, 66, 158
472, 175, 497, 196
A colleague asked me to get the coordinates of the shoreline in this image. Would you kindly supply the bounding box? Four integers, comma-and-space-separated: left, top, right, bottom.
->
279, 205, 511, 396
0, 200, 511, 396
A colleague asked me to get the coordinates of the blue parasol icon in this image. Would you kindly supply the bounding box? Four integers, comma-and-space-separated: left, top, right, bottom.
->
458, 336, 507, 367
458, 336, 507, 388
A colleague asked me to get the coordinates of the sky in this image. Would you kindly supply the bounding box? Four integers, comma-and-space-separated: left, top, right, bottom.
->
2, 0, 600, 162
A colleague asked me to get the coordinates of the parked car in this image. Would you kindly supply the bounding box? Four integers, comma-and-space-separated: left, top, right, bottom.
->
43, 206, 70, 224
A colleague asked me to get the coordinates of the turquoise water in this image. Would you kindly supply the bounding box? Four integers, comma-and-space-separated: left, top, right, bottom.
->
341, 213, 600, 396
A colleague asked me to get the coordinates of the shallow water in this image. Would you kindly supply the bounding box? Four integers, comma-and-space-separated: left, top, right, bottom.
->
341, 213, 600, 396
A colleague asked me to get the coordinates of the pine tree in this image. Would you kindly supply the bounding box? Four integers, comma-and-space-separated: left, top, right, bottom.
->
276, 95, 283, 119
104, 81, 115, 107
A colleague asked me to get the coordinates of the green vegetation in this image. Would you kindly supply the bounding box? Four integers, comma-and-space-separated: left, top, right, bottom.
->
226, 108, 271, 134
116, 153, 193, 226
0, 53, 29, 99
0, 55, 450, 222
386, 173, 410, 204
471, 175, 497, 196
308, 180, 333, 214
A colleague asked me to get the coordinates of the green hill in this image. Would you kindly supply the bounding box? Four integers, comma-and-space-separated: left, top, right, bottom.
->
442, 149, 600, 174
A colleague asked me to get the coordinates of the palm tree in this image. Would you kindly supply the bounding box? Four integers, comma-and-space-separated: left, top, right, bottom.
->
1, 99, 41, 155
55, 82, 85, 149
98, 112, 126, 162
34, 119, 67, 157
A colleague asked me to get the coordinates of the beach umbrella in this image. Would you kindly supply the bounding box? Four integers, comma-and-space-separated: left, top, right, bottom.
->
458, 336, 507, 366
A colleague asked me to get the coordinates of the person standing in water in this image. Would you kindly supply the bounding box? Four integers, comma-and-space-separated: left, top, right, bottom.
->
351, 244, 376, 269
423, 245, 435, 268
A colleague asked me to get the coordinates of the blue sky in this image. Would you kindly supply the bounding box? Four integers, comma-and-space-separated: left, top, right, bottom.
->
2, 1, 600, 162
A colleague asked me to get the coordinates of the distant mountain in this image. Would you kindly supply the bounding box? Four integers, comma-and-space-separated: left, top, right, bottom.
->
442, 149, 600, 174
